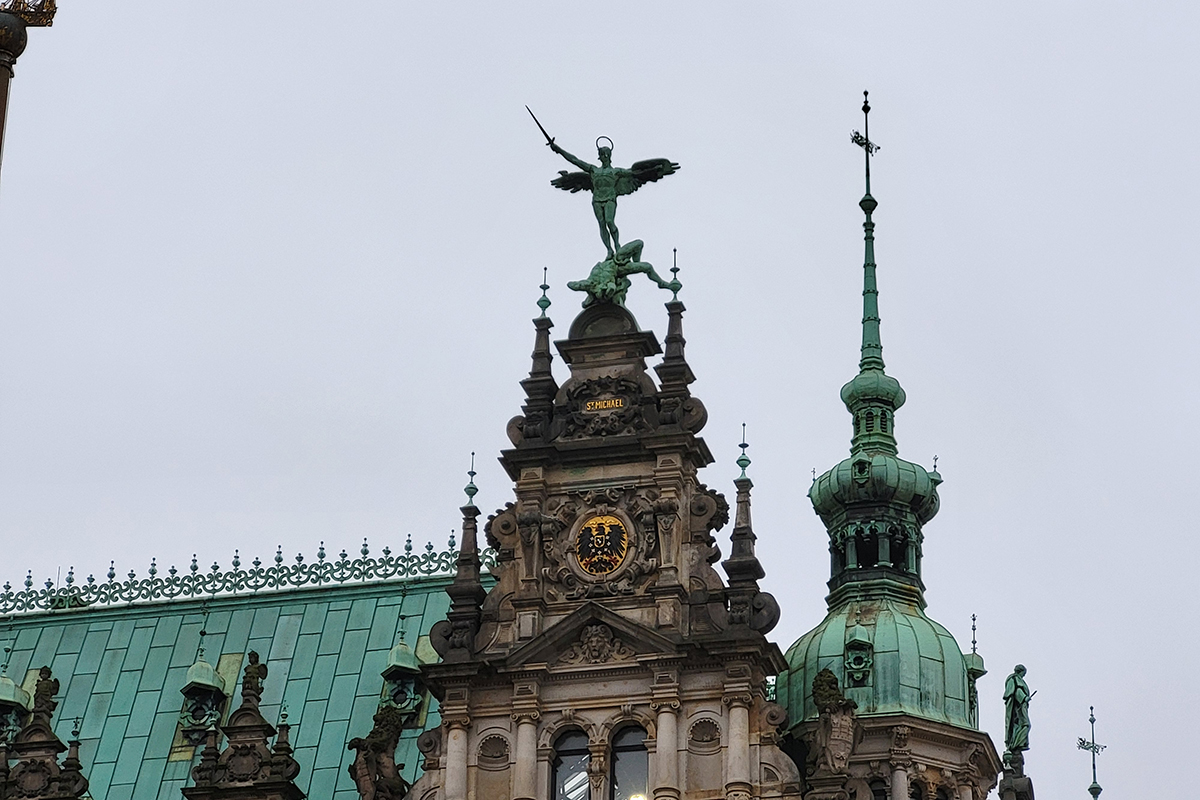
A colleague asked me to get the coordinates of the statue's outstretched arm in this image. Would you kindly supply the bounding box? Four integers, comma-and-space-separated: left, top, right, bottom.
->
550, 142, 593, 172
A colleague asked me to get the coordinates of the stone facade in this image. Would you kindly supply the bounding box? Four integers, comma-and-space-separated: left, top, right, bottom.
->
408, 301, 799, 800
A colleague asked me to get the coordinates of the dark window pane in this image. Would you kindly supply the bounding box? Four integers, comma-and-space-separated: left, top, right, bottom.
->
553, 731, 591, 800
610, 726, 648, 800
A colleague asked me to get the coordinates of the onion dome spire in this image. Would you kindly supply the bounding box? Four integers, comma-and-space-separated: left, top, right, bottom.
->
780, 94, 980, 741
808, 93, 941, 607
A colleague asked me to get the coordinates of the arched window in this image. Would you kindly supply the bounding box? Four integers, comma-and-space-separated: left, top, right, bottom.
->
609, 726, 648, 800
552, 731, 590, 800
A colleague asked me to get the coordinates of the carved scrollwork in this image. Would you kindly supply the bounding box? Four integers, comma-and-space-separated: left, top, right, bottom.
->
561, 376, 647, 439
539, 488, 666, 599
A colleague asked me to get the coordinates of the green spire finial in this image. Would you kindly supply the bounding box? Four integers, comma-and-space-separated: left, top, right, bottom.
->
850, 91, 884, 372
736, 423, 751, 478
537, 267, 551, 318
195, 605, 209, 662
670, 248, 681, 300
1078, 706, 1106, 799
464, 452, 478, 507
971, 613, 977, 654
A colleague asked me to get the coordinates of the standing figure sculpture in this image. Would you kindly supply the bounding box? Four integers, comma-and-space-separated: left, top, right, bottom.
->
1003, 664, 1032, 755
544, 133, 679, 258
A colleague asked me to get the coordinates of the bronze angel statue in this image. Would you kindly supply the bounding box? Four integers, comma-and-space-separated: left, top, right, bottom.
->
529, 107, 680, 258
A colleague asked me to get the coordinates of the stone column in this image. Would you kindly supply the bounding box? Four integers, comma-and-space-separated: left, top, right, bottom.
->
723, 694, 752, 800
512, 713, 539, 800
443, 721, 469, 800
890, 763, 909, 800
652, 702, 680, 800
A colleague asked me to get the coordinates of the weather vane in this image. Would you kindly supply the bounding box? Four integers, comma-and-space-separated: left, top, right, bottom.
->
0, 0, 56, 26
1077, 706, 1106, 799
527, 106, 682, 307
850, 91, 880, 156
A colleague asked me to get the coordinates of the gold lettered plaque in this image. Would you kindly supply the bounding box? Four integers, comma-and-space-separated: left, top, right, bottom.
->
575, 515, 630, 577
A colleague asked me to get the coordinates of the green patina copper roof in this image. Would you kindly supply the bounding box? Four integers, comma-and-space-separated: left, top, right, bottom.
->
783, 96, 976, 734
777, 596, 972, 729
0, 539, 496, 800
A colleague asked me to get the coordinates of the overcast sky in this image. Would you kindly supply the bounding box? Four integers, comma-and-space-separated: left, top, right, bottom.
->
2, 2, 1196, 796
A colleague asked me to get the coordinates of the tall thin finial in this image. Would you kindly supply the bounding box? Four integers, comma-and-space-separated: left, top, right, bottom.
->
737, 423, 751, 479
849, 91, 884, 372
970, 613, 977, 654
537, 267, 551, 318
1077, 706, 1106, 799
191, 604, 211, 661
464, 452, 478, 507
851, 90, 880, 195
670, 248, 680, 300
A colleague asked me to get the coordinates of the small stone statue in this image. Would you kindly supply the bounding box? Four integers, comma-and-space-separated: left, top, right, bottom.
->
347, 706, 410, 800
808, 668, 858, 776
1003, 664, 1032, 755
32, 665, 59, 720
241, 651, 268, 707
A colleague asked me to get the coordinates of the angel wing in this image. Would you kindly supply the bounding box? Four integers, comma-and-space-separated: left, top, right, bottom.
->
551, 170, 593, 193
615, 158, 681, 197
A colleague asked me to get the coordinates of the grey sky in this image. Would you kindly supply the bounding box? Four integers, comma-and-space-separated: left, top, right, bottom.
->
2, 2, 1195, 796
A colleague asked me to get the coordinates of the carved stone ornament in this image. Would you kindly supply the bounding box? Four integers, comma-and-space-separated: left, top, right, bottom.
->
556, 624, 635, 666
539, 487, 671, 599
477, 735, 510, 771
561, 376, 647, 439
807, 669, 859, 778
686, 719, 721, 755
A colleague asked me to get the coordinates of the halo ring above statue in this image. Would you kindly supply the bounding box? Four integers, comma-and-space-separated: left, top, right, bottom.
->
528, 107, 683, 307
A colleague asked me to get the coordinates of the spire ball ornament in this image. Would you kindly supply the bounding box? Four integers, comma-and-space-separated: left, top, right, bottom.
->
463, 452, 478, 507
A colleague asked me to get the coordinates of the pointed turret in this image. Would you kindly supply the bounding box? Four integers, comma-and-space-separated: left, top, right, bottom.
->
182, 652, 304, 800
430, 458, 487, 662
510, 272, 559, 446
721, 431, 779, 634
807, 93, 940, 607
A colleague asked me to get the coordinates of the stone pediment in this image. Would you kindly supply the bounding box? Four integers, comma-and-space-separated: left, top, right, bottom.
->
502, 602, 679, 670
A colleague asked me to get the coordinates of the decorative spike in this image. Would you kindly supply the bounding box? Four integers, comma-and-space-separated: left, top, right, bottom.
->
737, 423, 751, 479
669, 247, 681, 300
537, 267, 551, 318
361, 538, 369, 557
464, 452, 478, 507
274, 546, 283, 565
971, 613, 978, 654
232, 549, 240, 569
